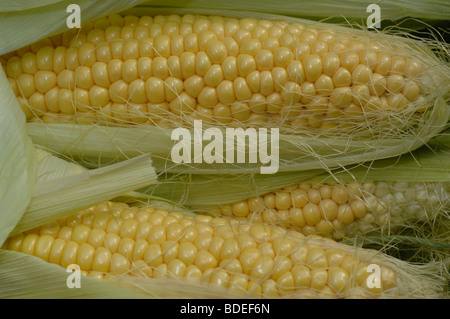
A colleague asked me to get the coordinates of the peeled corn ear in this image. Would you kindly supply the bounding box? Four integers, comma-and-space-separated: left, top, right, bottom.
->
3, 13, 445, 131
133, 1, 450, 22
2, 201, 446, 299
4, 12, 449, 173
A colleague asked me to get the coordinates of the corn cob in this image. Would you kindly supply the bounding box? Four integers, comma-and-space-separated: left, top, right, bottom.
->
207, 181, 450, 240
2, 201, 444, 299
1, 13, 434, 133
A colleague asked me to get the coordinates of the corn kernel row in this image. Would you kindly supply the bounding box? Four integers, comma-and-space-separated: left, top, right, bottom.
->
2, 14, 424, 129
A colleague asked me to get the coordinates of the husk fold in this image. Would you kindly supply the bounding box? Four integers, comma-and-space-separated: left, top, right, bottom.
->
0, 249, 150, 298
136, 0, 450, 22
0, 66, 36, 247
0, 0, 148, 55
0, 0, 448, 300
10, 150, 158, 236
25, 96, 450, 174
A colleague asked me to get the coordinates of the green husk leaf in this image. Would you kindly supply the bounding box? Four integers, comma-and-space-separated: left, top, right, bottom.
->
136, 0, 450, 21
142, 132, 450, 207
33, 147, 88, 197
0, 67, 36, 247
0, 249, 149, 298
0, 0, 64, 12
26, 95, 450, 175
0, 0, 148, 55
307, 131, 450, 183
10, 152, 158, 236
1, 200, 446, 299
23, 8, 450, 175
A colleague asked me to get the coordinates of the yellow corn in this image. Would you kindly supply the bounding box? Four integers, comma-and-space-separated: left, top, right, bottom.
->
2, 201, 402, 298
2, 14, 426, 129
208, 181, 449, 239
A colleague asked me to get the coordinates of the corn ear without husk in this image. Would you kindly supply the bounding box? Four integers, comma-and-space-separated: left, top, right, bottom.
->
7, 7, 449, 174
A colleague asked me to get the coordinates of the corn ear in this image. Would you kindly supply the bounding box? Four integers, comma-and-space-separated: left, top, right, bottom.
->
2, 200, 447, 298
134, 0, 450, 21
0, 63, 36, 247
8, 10, 449, 174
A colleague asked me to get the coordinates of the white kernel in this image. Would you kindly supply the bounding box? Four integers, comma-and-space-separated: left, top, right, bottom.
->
415, 189, 428, 202
374, 182, 390, 197
393, 192, 406, 204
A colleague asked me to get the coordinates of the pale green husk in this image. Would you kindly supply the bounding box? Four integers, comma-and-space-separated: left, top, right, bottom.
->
0, 66, 36, 247
0, 196, 447, 299
26, 96, 450, 174
141, 133, 450, 207
10, 151, 158, 236
0, 249, 149, 298
0, 133, 158, 244
136, 0, 450, 21
33, 147, 87, 196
